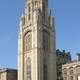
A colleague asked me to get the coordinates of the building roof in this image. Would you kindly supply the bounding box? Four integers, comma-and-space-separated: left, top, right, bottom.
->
62, 60, 80, 68
0, 68, 17, 73
56, 49, 70, 55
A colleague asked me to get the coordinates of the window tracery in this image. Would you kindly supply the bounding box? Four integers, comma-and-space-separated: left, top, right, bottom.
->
25, 31, 32, 51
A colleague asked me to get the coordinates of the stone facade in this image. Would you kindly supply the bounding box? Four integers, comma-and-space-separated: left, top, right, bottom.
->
56, 49, 71, 80
62, 61, 80, 80
18, 0, 57, 80
62, 54, 80, 80
0, 68, 17, 80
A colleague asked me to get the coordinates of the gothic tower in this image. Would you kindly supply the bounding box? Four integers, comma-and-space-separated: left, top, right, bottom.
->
18, 0, 57, 80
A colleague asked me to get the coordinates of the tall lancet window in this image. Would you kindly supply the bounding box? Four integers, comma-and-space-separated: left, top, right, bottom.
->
43, 30, 50, 51
28, 3, 31, 20
43, 3, 45, 20
25, 31, 32, 51
26, 57, 31, 80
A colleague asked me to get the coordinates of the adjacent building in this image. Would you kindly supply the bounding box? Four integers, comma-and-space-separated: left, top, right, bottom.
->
18, 0, 57, 80
62, 53, 80, 80
0, 68, 17, 80
56, 49, 71, 80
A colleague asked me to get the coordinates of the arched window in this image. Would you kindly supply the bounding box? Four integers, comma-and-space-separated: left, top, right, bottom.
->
69, 67, 74, 75
26, 57, 31, 80
25, 31, 32, 51
63, 68, 67, 75
76, 65, 80, 74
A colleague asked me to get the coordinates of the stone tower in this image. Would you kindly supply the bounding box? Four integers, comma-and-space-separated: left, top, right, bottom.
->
18, 0, 57, 80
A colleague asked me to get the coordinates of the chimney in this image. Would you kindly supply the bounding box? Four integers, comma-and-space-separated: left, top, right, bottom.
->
77, 53, 80, 61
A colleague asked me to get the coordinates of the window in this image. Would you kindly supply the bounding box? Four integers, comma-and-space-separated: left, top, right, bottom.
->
63, 68, 67, 75
63, 70, 67, 75
70, 76, 73, 80
70, 69, 73, 74
43, 3, 45, 20
26, 57, 31, 80
28, 14, 31, 20
76, 66, 80, 74
28, 6, 31, 12
35, 1, 37, 6
25, 31, 32, 51
43, 30, 50, 51
28, 3, 31, 20
64, 77, 67, 80
43, 60, 47, 80
58, 72, 61, 76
